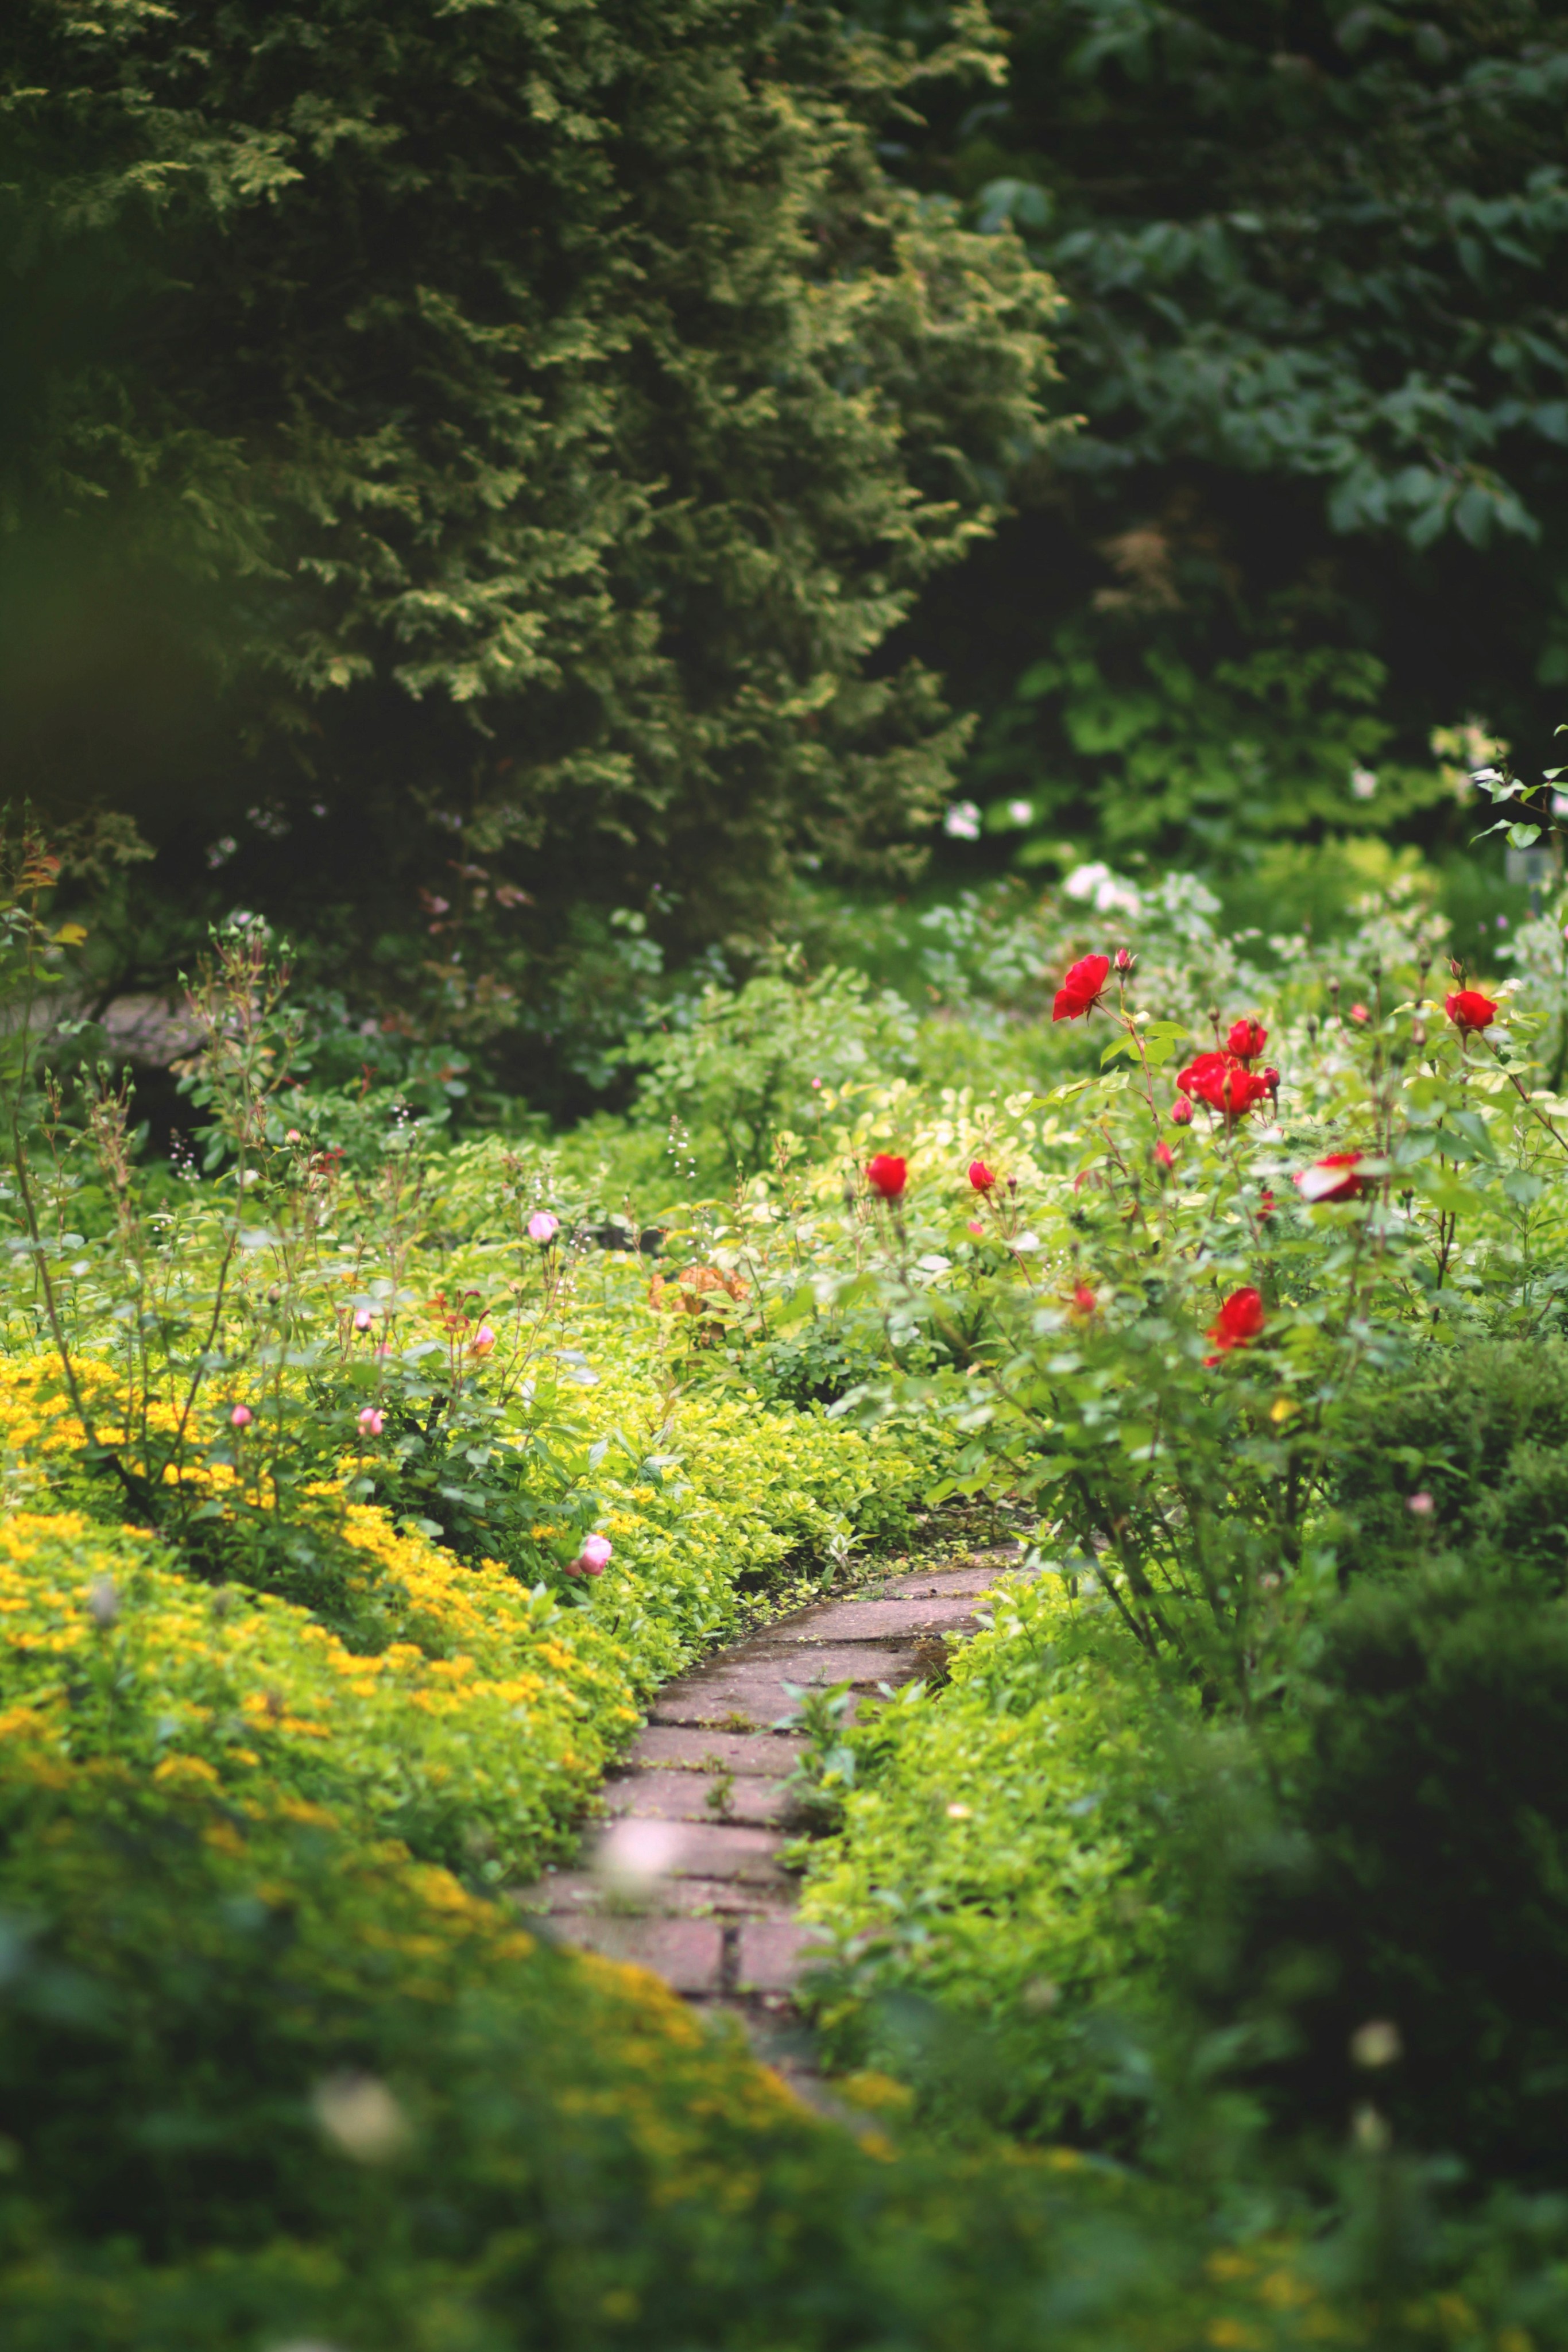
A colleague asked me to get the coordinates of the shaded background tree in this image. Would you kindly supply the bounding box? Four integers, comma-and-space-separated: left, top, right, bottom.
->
0, 0, 1057, 1102
853, 0, 1568, 905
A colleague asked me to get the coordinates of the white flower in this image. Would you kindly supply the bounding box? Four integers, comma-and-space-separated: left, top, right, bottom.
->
1350, 766, 1378, 800
1065, 860, 1142, 916
943, 800, 982, 841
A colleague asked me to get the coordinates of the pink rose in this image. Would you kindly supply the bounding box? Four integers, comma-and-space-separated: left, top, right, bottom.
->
571, 1533, 613, 1577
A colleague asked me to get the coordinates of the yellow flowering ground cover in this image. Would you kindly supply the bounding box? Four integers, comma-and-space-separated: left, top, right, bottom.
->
0, 1335, 927, 1878
0, 1734, 1330, 2352
0, 1504, 638, 1878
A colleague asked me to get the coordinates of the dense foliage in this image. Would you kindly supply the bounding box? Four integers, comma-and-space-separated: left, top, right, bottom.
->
0, 0, 1056, 1091
10, 813, 1568, 2335
12, 6, 1568, 2335
861, 0, 1568, 871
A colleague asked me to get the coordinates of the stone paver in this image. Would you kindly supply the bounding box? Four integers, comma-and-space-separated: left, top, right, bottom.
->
601, 1768, 791, 1827
583, 1816, 788, 1883
627, 1725, 806, 1774
558, 1915, 726, 1991
772, 1596, 992, 1642
514, 1543, 1032, 2097
737, 1920, 826, 1993
652, 1643, 914, 1728
519, 1870, 793, 1921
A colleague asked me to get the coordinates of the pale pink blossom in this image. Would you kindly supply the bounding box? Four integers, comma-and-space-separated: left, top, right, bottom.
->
571, 1532, 613, 1577
470, 1324, 497, 1357
358, 1406, 385, 1437
229, 1405, 253, 1429
354, 1306, 373, 1331
527, 1210, 559, 1244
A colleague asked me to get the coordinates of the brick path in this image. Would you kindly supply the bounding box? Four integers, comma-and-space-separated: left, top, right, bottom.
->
513, 1548, 1021, 2095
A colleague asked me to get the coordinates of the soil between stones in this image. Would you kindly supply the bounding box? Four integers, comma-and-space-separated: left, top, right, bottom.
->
512, 1547, 1025, 2098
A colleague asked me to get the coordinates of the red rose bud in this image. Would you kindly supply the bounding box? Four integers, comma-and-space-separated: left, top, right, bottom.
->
1445, 988, 1498, 1035
1114, 947, 1135, 973
1294, 1151, 1369, 1204
1203, 1286, 1265, 1363
968, 1160, 997, 1192
1155, 1141, 1175, 1170
1349, 1003, 1370, 1024
1262, 1066, 1280, 1100
1052, 953, 1112, 1023
866, 1153, 908, 1200
1170, 1096, 1193, 1126
1258, 1189, 1276, 1221
1071, 1282, 1097, 1317
1226, 1017, 1268, 1063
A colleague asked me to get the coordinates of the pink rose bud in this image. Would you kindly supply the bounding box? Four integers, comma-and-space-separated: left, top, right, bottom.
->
470, 1324, 497, 1356
1349, 1003, 1370, 1024
1407, 1490, 1434, 1517
576, 1533, 613, 1576
1114, 947, 1135, 973
357, 1406, 385, 1437
354, 1306, 373, 1330
1170, 1097, 1193, 1126
230, 1405, 253, 1429
285, 1129, 302, 1143
527, 1210, 559, 1244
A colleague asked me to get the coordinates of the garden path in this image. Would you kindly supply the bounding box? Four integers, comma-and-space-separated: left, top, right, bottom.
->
514, 1545, 1023, 2097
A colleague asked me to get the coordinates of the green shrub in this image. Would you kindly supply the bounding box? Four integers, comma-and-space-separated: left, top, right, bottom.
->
799, 1577, 1183, 2144
2, 0, 1056, 1067
1331, 1339, 1568, 1594
1185, 1575, 1568, 2184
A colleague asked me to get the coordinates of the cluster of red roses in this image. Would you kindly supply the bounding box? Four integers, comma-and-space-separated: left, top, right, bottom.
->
858, 957, 1508, 1361
1175, 1018, 1279, 1122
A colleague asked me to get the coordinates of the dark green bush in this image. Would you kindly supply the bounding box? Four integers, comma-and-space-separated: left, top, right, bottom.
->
1330, 1340, 1568, 1593
2, 0, 1055, 1089
1187, 1575, 1568, 2184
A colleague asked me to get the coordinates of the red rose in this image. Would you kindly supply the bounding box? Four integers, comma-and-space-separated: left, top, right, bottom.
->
1445, 988, 1499, 1035
1052, 953, 1112, 1023
968, 1160, 997, 1192
1071, 1281, 1097, 1317
1226, 1018, 1268, 1063
1257, 1189, 1276, 1221
1177, 1051, 1271, 1117
1203, 1286, 1266, 1364
1294, 1151, 1368, 1204
866, 1153, 908, 1200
